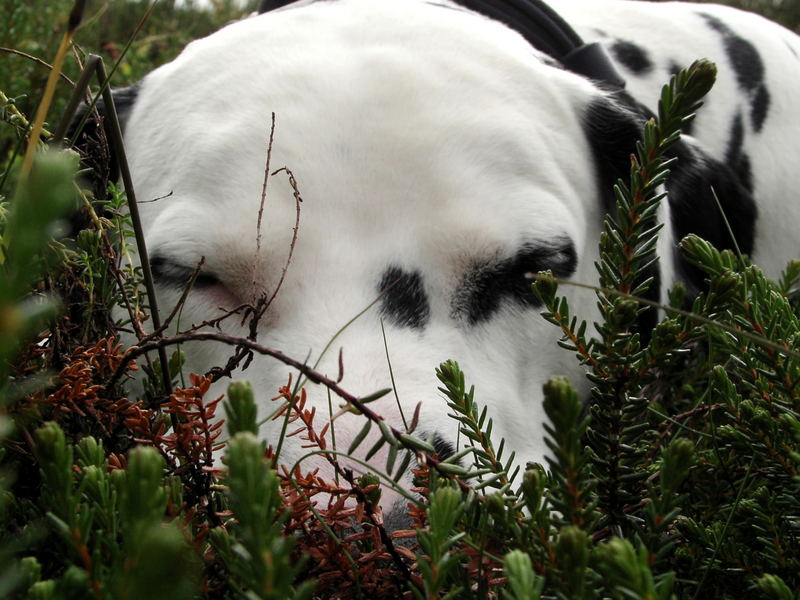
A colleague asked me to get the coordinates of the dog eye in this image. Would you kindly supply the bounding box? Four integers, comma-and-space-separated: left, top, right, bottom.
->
508, 245, 576, 303
452, 238, 577, 325
150, 255, 220, 289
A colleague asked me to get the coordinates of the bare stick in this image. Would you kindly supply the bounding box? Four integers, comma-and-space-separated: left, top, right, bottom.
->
154, 257, 206, 334
93, 57, 173, 403
265, 166, 302, 309
0, 48, 76, 87
254, 113, 277, 292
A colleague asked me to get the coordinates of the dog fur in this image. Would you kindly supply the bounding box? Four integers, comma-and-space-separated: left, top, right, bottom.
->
90, 0, 800, 522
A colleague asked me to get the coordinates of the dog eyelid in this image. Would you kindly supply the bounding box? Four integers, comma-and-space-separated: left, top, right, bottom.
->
512, 239, 577, 280
150, 255, 221, 288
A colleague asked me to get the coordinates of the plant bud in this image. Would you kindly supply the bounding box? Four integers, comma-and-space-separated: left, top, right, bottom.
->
27, 580, 56, 600
756, 574, 793, 600
357, 473, 382, 506
61, 565, 91, 597
485, 492, 506, 522
557, 525, 589, 572
611, 298, 639, 329
522, 466, 545, 514
225, 380, 258, 435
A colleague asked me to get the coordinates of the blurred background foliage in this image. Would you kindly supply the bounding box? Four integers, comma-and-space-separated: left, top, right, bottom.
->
1, 0, 258, 180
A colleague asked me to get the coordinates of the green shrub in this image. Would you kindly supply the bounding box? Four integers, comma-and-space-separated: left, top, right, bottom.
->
1, 3, 799, 599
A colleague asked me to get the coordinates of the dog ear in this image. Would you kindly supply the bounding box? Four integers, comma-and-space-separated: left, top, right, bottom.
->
582, 92, 663, 332
666, 138, 757, 296
582, 92, 645, 216
66, 84, 139, 230
66, 84, 139, 181
582, 90, 757, 302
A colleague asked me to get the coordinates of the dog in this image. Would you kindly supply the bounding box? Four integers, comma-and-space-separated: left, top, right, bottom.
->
77, 0, 800, 525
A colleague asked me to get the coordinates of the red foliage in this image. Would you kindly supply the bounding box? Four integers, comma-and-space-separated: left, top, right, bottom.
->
41, 338, 136, 437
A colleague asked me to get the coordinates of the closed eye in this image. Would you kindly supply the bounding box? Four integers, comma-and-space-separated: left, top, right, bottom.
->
510, 243, 577, 301
150, 255, 221, 289
451, 237, 577, 325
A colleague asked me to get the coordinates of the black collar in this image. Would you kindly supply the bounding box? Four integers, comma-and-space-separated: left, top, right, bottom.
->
257, 0, 625, 88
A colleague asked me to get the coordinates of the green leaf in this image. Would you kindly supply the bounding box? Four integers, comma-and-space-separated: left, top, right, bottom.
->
225, 380, 259, 435
502, 550, 543, 600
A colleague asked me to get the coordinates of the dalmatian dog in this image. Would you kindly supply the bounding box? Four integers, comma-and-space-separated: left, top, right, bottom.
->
85, 0, 800, 524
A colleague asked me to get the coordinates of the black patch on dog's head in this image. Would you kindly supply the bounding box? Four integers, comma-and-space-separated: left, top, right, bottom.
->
67, 84, 139, 150
667, 140, 757, 296
700, 13, 770, 131
701, 14, 764, 90
452, 241, 577, 325
751, 85, 770, 132
610, 39, 653, 75
378, 267, 430, 330
105, 85, 140, 129
432, 435, 455, 460
725, 112, 754, 193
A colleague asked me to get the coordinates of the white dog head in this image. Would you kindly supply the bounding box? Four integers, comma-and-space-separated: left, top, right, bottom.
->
84, 0, 656, 522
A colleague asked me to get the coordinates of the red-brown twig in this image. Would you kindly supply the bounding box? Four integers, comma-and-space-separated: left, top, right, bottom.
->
107, 331, 473, 494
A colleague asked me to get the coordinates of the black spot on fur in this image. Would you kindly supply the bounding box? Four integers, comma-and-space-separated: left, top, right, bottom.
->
584, 95, 756, 314
726, 113, 754, 192
452, 241, 577, 325
727, 113, 745, 160
107, 85, 140, 129
378, 267, 430, 330
667, 140, 757, 296
737, 153, 753, 196
751, 84, 771, 132
610, 39, 654, 75
702, 14, 764, 90
432, 435, 455, 460
701, 13, 770, 129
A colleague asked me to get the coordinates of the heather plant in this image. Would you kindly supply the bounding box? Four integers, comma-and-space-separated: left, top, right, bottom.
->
1, 2, 799, 599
